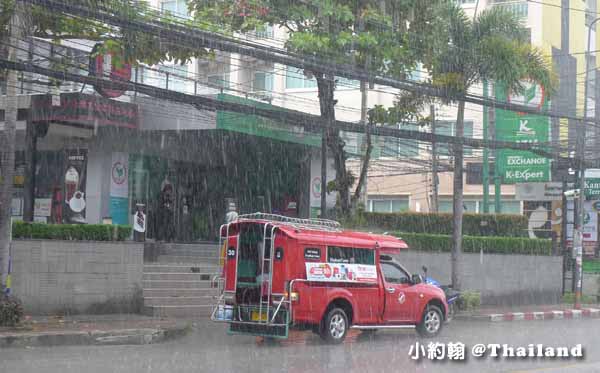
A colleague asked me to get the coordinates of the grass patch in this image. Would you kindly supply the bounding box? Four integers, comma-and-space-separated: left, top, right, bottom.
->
562, 292, 598, 304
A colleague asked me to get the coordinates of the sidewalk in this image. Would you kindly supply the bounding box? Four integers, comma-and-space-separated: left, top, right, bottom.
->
455, 303, 600, 323
0, 314, 192, 348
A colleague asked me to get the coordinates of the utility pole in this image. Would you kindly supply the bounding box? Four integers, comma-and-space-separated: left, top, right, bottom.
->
359, 78, 368, 210
0, 2, 22, 289
430, 104, 438, 212
574, 17, 600, 309
482, 80, 490, 213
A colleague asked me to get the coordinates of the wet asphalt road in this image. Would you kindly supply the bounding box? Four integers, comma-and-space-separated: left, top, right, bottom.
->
1, 319, 600, 373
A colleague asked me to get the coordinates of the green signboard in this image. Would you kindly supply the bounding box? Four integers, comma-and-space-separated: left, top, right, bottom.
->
216, 93, 321, 147
494, 83, 550, 183
585, 169, 600, 199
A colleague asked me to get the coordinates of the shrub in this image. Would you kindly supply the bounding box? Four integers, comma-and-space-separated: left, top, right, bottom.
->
361, 212, 528, 237
562, 292, 597, 304
12, 222, 131, 241
393, 232, 553, 256
457, 291, 481, 312
0, 294, 24, 327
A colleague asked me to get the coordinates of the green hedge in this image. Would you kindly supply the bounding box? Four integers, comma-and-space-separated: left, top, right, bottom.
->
394, 231, 552, 256
12, 222, 132, 241
362, 212, 528, 237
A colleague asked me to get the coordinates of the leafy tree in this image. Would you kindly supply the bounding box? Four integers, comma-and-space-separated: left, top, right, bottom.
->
190, 0, 446, 216
428, 3, 555, 289
0, 0, 208, 65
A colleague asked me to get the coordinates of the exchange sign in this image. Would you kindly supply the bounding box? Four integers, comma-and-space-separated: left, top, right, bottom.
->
495, 82, 550, 183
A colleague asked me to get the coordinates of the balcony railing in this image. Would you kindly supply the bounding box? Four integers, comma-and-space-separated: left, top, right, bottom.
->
492, 1, 528, 19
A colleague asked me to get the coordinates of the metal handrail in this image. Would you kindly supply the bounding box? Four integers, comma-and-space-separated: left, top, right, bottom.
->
236, 212, 341, 232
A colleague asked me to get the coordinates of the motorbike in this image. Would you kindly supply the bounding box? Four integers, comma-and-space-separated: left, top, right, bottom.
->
421, 266, 461, 320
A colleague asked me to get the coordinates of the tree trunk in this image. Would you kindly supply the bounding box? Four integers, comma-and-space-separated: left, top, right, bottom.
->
22, 119, 37, 222
0, 5, 22, 288
316, 75, 331, 218
451, 100, 466, 290
316, 74, 350, 217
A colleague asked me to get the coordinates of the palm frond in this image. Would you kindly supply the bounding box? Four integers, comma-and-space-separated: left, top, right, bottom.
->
473, 6, 527, 42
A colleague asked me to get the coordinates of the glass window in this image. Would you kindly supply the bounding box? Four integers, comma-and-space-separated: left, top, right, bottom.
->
369, 198, 409, 213
438, 200, 477, 213
336, 76, 360, 89
208, 74, 230, 89
435, 120, 473, 156
435, 121, 453, 157
463, 200, 477, 213
377, 123, 419, 159
254, 71, 274, 92
391, 199, 409, 212
408, 63, 424, 82
285, 67, 317, 89
381, 262, 410, 284
438, 200, 453, 213
158, 64, 189, 92
399, 123, 420, 157
372, 200, 390, 213
327, 247, 374, 265
255, 25, 274, 39
161, 0, 189, 16
488, 201, 521, 214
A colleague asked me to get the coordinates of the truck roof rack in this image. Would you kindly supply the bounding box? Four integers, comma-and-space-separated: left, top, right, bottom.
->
236, 212, 342, 232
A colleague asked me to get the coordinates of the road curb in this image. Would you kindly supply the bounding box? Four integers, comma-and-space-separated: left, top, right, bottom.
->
455, 308, 600, 323
0, 324, 191, 348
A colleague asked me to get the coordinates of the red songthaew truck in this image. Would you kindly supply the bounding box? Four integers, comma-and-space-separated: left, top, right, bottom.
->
211, 213, 448, 343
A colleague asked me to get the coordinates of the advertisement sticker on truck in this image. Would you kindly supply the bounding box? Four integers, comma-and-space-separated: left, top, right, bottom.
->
305, 263, 377, 283
304, 248, 321, 261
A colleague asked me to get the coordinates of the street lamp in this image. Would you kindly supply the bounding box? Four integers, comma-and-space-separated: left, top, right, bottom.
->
574, 17, 600, 309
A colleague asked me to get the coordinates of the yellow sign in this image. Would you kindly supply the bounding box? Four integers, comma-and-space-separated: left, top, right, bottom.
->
251, 310, 268, 322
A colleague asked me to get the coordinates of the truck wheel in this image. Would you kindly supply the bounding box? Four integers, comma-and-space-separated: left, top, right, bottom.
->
320, 307, 348, 344
417, 305, 443, 338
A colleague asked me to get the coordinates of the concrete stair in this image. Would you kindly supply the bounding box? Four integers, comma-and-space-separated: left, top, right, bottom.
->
155, 255, 219, 264
143, 243, 221, 319
144, 305, 214, 318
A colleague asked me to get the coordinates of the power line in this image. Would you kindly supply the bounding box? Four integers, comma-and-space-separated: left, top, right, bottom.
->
1, 57, 574, 162
20, 0, 596, 126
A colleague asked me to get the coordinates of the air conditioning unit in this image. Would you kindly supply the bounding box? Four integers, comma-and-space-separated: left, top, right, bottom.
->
249, 90, 273, 102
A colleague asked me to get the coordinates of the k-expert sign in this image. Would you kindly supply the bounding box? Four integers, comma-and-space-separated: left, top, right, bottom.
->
495, 82, 550, 184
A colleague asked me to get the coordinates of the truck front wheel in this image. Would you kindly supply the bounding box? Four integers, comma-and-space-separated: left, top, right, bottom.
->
320, 307, 348, 344
417, 305, 443, 338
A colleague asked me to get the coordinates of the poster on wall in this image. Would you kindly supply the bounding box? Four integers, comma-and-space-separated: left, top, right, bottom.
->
305, 263, 377, 283
309, 150, 336, 218
63, 149, 87, 224
566, 201, 598, 243
110, 152, 129, 225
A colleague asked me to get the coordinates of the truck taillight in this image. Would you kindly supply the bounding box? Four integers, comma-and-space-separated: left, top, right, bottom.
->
289, 292, 299, 302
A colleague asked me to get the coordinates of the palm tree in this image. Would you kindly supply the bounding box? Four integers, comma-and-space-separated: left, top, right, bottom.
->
431, 4, 555, 289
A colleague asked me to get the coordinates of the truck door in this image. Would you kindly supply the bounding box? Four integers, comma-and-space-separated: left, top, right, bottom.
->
380, 261, 418, 323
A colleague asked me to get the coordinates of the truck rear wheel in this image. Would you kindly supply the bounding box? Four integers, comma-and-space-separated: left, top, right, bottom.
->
319, 307, 348, 344
417, 305, 443, 338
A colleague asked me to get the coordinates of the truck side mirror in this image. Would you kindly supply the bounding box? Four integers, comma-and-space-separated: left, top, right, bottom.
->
411, 274, 422, 285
